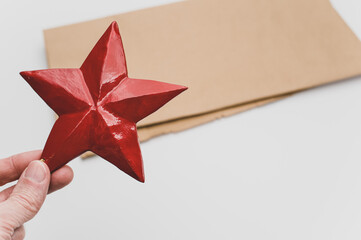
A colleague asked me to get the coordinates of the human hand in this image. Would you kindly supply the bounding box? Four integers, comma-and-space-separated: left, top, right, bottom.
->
0, 150, 73, 240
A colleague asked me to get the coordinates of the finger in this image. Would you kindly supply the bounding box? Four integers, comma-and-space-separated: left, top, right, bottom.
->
0, 164, 74, 202
0, 161, 50, 230
48, 165, 74, 194
11, 225, 25, 240
0, 150, 42, 186
0, 186, 13, 202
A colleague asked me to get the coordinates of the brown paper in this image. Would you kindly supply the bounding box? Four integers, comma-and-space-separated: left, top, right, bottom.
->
44, 0, 361, 144
81, 94, 287, 158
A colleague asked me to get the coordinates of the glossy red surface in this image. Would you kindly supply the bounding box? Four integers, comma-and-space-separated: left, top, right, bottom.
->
20, 22, 187, 182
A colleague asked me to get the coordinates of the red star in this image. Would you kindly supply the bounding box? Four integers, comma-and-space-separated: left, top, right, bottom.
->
20, 22, 187, 182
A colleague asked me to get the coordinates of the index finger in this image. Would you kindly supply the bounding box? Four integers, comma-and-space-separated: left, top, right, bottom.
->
0, 150, 42, 186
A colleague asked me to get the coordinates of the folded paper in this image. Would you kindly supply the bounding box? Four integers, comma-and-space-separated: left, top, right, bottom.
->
44, 0, 361, 144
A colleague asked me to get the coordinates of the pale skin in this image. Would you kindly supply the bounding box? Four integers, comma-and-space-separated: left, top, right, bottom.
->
0, 150, 73, 240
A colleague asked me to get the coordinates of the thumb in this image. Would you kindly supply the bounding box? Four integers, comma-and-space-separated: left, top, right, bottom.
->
0, 160, 50, 233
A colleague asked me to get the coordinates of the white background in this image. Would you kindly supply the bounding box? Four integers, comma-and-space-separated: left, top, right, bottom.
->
1, 0, 361, 239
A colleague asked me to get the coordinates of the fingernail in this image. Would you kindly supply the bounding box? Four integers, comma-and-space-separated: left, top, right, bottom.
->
24, 161, 46, 183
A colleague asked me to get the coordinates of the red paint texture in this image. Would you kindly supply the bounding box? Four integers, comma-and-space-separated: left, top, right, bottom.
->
20, 22, 187, 182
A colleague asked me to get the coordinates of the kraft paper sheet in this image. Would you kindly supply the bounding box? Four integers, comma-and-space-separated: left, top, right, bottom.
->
44, 0, 361, 151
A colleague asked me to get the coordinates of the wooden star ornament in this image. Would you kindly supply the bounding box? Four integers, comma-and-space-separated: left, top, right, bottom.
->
20, 22, 187, 182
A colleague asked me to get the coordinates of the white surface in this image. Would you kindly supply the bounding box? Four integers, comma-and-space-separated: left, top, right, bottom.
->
1, 0, 361, 239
